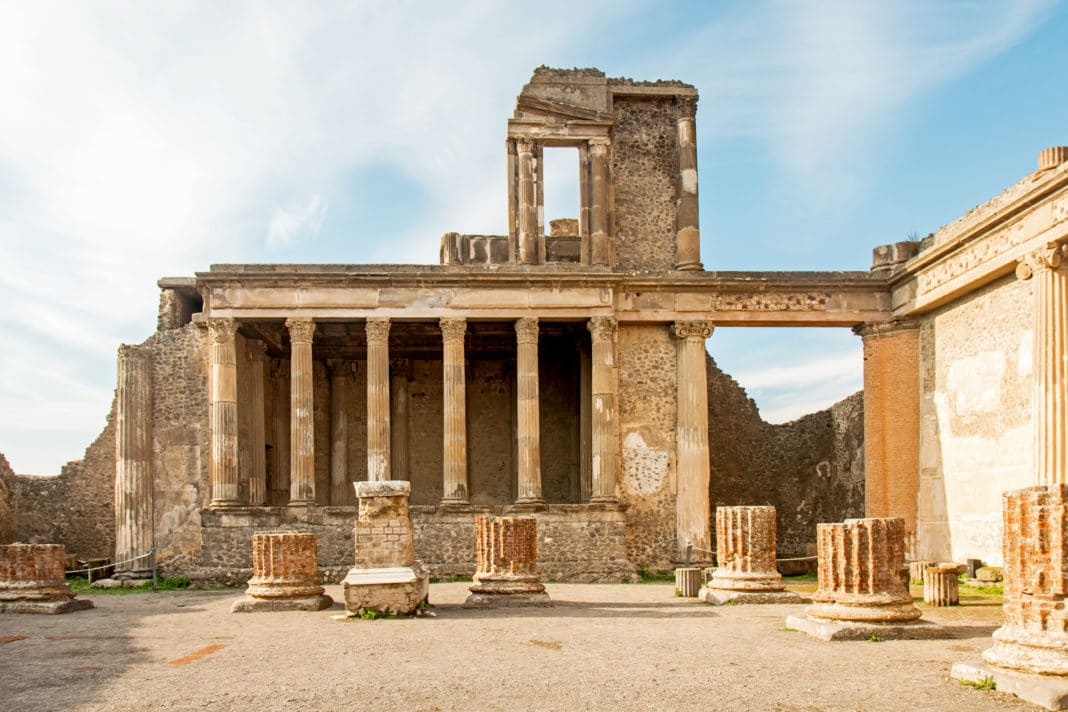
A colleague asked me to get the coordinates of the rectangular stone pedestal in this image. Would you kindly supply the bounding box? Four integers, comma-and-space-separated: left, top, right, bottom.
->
785, 614, 948, 641
952, 661, 1068, 710
702, 587, 804, 605
342, 564, 429, 616
0, 598, 94, 615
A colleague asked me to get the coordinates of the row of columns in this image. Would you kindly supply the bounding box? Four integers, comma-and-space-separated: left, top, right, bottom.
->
207, 316, 628, 509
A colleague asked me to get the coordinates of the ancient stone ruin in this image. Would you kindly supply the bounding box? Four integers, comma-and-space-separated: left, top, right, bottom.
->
231, 532, 333, 612
701, 505, 800, 605
923, 565, 959, 607
0, 544, 93, 614
465, 516, 550, 608
342, 481, 428, 616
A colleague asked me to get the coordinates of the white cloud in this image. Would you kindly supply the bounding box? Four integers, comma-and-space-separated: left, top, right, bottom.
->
267, 195, 327, 249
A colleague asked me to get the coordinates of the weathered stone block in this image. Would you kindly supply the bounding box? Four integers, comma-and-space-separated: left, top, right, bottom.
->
702, 505, 801, 606
231, 532, 332, 613
0, 544, 93, 614
465, 516, 550, 607
923, 565, 959, 606
674, 567, 701, 597
976, 566, 1003, 583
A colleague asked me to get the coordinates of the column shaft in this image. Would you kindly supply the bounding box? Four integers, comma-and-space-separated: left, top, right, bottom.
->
286, 318, 316, 505
517, 140, 538, 264
114, 345, 153, 576
588, 317, 619, 503
390, 360, 410, 481
271, 359, 290, 503
578, 345, 592, 502
515, 317, 543, 504
589, 138, 610, 266
675, 96, 702, 270
366, 318, 391, 481
441, 318, 469, 504
247, 342, 267, 506
672, 321, 713, 559
209, 318, 240, 507
329, 360, 353, 506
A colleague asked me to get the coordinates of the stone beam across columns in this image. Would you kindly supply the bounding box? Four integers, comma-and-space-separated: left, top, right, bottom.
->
441, 318, 469, 504
672, 320, 714, 560
209, 318, 240, 508
366, 317, 392, 481
674, 96, 702, 271
588, 316, 619, 504
114, 345, 153, 577
589, 138, 611, 267
286, 317, 316, 505
515, 317, 544, 505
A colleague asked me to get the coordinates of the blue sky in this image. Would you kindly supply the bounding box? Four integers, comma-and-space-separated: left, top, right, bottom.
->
0, 0, 1063, 473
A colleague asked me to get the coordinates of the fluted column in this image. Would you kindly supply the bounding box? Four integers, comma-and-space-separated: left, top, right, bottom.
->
209, 318, 240, 507
672, 320, 713, 559
588, 316, 619, 503
270, 358, 290, 503
114, 344, 153, 576
328, 359, 353, 506
578, 344, 592, 502
674, 96, 702, 270
1017, 243, 1068, 485
710, 506, 782, 591
247, 342, 267, 506
441, 318, 469, 504
286, 317, 316, 505
589, 137, 611, 267
515, 317, 543, 505
517, 139, 538, 265
390, 359, 410, 481
366, 318, 391, 481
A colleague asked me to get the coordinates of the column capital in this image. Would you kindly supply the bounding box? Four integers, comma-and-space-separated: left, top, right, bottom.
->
852, 319, 920, 339
1016, 242, 1068, 280
587, 316, 618, 342
515, 317, 539, 344
515, 138, 535, 155
440, 317, 467, 344
588, 137, 611, 156
208, 317, 237, 344
671, 320, 713, 341
676, 95, 698, 120
365, 317, 391, 344
285, 317, 316, 344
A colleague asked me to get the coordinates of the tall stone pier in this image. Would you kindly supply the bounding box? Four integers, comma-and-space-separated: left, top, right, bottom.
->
465, 516, 550, 608
114, 344, 154, 579
701, 506, 799, 605
231, 532, 332, 612
672, 320, 713, 560
341, 481, 429, 616
0, 544, 93, 614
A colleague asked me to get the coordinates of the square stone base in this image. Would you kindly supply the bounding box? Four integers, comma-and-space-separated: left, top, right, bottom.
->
342, 563, 429, 616
464, 591, 552, 608
230, 594, 333, 613
784, 614, 948, 641
0, 598, 94, 615
952, 661, 1068, 710
701, 587, 805, 606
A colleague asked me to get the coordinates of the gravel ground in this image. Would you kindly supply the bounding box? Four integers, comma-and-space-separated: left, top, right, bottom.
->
0, 582, 1033, 711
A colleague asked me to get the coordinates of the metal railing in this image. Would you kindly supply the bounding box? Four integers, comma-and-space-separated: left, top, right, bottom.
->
65, 548, 158, 591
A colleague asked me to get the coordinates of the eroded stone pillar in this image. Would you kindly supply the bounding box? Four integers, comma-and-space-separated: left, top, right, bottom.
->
703, 506, 800, 605
854, 320, 920, 556
329, 359, 353, 506
588, 316, 619, 504
924, 565, 959, 606
1017, 244, 1068, 485
589, 137, 611, 267
441, 318, 469, 504
465, 516, 550, 607
247, 342, 267, 506
674, 96, 702, 271
209, 318, 240, 508
672, 320, 713, 559
114, 345, 153, 578
390, 359, 410, 481
366, 318, 391, 481
286, 317, 316, 505
0, 544, 93, 613
517, 139, 538, 265
515, 317, 543, 505
231, 532, 332, 612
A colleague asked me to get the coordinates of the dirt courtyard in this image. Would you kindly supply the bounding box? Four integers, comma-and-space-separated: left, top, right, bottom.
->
0, 582, 1033, 711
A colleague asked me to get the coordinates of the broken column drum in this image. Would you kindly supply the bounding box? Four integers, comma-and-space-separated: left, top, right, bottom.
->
702, 505, 800, 605
232, 532, 332, 612
923, 565, 959, 606
0, 544, 93, 614
465, 516, 550, 607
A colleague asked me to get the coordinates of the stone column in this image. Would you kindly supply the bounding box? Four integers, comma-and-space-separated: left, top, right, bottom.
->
578, 344, 592, 502
270, 358, 290, 503
517, 139, 538, 265
589, 137, 611, 267
711, 506, 782, 590
588, 316, 619, 504
808, 517, 920, 623
515, 317, 543, 505
672, 320, 713, 559
328, 359, 353, 506
0, 544, 92, 613
247, 342, 268, 506
465, 516, 550, 607
506, 138, 518, 255
854, 320, 920, 556
114, 345, 154, 578
441, 318, 469, 504
231, 533, 332, 612
286, 317, 316, 505
674, 96, 702, 271
390, 359, 410, 481
366, 318, 391, 481
924, 565, 959, 606
209, 317, 240, 508
1017, 243, 1068, 485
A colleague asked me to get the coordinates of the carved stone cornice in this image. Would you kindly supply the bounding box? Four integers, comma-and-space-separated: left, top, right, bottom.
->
515, 317, 539, 344
852, 319, 919, 339
440, 317, 467, 343
365, 317, 391, 344
676, 95, 697, 120
587, 316, 617, 342
285, 317, 316, 344
588, 137, 610, 156
671, 320, 714, 341
208, 317, 237, 345
1016, 243, 1068, 280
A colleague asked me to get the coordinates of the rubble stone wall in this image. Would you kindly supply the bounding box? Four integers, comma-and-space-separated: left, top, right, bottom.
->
0, 453, 18, 543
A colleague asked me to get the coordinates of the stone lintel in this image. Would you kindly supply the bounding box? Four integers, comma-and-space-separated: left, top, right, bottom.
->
785, 614, 949, 642
354, 480, 410, 498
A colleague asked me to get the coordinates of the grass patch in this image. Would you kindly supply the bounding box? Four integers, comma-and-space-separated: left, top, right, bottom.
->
961, 583, 1003, 596
783, 572, 818, 581
429, 576, 472, 584
866, 633, 882, 643
635, 564, 675, 583
779, 626, 798, 633
68, 576, 191, 595
960, 677, 997, 691
357, 608, 393, 621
